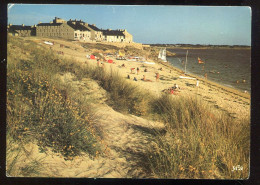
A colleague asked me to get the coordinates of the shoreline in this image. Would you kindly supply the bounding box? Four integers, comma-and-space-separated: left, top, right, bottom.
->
158, 61, 250, 100
27, 37, 250, 119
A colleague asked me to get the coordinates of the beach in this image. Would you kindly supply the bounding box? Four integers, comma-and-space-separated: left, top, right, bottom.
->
30, 37, 250, 120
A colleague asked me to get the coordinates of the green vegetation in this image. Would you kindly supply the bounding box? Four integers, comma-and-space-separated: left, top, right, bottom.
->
7, 36, 250, 179
7, 36, 102, 165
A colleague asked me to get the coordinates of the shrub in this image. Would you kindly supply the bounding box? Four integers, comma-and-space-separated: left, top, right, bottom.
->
7, 36, 102, 160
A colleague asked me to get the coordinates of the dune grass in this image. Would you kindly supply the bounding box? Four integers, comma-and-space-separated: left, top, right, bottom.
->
7, 36, 102, 163
144, 94, 250, 179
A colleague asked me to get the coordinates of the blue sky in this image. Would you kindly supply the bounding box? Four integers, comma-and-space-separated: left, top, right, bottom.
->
8, 5, 251, 45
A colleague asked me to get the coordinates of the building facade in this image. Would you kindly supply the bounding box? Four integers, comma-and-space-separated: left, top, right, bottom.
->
8, 24, 36, 37
102, 29, 125, 42
8, 17, 134, 43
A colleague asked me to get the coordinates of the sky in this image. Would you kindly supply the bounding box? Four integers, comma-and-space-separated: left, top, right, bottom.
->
8, 4, 251, 45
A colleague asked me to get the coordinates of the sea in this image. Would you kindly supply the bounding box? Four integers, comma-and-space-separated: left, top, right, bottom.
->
167, 48, 251, 93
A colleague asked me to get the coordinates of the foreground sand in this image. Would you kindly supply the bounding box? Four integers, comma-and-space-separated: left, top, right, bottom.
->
31, 37, 250, 120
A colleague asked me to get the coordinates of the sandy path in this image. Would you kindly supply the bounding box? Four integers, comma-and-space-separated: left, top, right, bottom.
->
10, 72, 164, 178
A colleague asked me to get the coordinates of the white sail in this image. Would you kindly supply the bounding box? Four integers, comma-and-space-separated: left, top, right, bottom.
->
158, 48, 167, 62
161, 48, 167, 62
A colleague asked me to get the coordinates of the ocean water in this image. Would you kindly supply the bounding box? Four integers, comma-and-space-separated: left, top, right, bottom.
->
167, 48, 251, 93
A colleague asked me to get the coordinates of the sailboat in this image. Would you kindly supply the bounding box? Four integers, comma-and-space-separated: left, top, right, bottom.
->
158, 48, 167, 62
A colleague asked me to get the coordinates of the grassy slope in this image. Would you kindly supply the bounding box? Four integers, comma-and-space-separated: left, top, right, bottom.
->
7, 36, 250, 179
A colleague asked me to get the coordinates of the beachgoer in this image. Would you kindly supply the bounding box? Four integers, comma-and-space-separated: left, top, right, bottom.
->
127, 75, 130, 79
173, 84, 179, 90
236, 80, 240, 84
122, 64, 125, 67
97, 61, 100, 67
196, 80, 199, 87
243, 79, 246, 83
137, 67, 140, 75
144, 68, 148, 72
134, 77, 138, 81
131, 68, 135, 74
156, 73, 159, 82
142, 75, 146, 81
204, 73, 208, 79
170, 88, 174, 95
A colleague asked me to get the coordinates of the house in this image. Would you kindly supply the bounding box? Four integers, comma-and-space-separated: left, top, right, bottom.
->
84, 23, 103, 42
102, 29, 133, 43
7, 24, 36, 37
36, 17, 74, 39
67, 19, 92, 41
37, 17, 94, 41
102, 29, 125, 42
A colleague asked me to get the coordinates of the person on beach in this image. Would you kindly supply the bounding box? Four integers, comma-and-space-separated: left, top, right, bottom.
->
156, 73, 159, 82
137, 67, 140, 75
127, 75, 130, 79
142, 75, 146, 81
97, 61, 100, 67
131, 68, 135, 74
173, 84, 179, 90
170, 88, 174, 95
133, 77, 138, 81
204, 73, 208, 80
196, 80, 199, 87
144, 68, 148, 72
122, 64, 125, 67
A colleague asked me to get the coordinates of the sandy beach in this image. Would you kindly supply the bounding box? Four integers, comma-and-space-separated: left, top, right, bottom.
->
31, 37, 250, 120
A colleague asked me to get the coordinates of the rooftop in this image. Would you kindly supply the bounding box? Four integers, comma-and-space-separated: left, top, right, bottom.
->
9, 25, 35, 30
37, 23, 63, 26
102, 29, 125, 36
67, 22, 90, 31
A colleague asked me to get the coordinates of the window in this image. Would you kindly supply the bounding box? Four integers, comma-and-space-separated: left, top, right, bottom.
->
75, 33, 77, 37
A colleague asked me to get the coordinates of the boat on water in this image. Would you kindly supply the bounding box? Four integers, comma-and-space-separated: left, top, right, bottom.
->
158, 48, 167, 62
